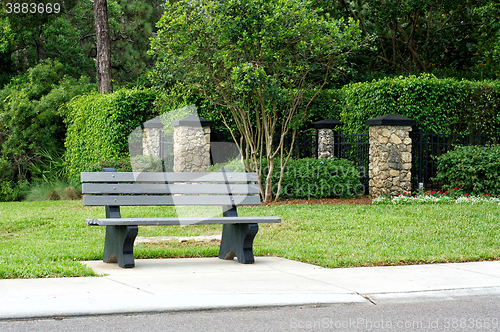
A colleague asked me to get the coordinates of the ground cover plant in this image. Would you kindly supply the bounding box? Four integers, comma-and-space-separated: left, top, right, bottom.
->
1, 200, 499, 278
373, 187, 500, 205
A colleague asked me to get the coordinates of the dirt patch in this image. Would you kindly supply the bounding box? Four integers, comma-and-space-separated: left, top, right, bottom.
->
262, 196, 372, 206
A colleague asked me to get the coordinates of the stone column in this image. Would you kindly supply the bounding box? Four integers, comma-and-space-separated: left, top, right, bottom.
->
313, 118, 342, 159
366, 114, 416, 197
142, 117, 163, 157
171, 116, 213, 172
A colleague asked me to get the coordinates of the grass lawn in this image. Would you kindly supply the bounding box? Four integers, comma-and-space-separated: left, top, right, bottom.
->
0, 200, 499, 278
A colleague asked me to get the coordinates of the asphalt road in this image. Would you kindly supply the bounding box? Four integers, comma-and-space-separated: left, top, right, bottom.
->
1, 295, 500, 332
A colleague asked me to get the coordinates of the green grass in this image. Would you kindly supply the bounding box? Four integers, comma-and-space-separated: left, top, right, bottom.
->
0, 201, 499, 278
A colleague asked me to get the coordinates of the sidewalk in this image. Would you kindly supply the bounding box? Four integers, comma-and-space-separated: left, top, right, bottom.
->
1, 258, 500, 320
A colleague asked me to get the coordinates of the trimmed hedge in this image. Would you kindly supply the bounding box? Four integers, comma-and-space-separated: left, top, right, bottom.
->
62, 89, 157, 178
434, 145, 500, 197
153, 83, 342, 134
340, 74, 500, 135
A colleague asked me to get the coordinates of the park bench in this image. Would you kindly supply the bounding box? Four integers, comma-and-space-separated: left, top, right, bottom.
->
81, 168, 281, 268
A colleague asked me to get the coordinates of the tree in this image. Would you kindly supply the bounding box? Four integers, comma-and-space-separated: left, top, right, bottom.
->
94, 0, 113, 93
0, 60, 95, 184
318, 0, 499, 80
0, 0, 164, 89
150, 0, 366, 202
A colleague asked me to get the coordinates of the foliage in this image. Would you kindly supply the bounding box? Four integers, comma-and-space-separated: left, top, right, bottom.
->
150, 0, 367, 202
303, 89, 343, 125
266, 158, 362, 199
210, 157, 362, 199
373, 187, 500, 204
153, 84, 343, 135
24, 179, 82, 202
313, 0, 500, 80
131, 155, 164, 172
471, 1, 500, 79
87, 157, 134, 173
62, 88, 157, 179
0, 60, 96, 189
340, 74, 500, 135
0, 0, 164, 87
433, 145, 500, 196
0, 180, 30, 202
208, 158, 246, 173
27, 149, 66, 183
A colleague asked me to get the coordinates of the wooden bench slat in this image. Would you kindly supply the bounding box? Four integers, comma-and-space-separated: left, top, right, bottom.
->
82, 183, 260, 195
81, 172, 258, 183
86, 216, 281, 226
83, 195, 261, 206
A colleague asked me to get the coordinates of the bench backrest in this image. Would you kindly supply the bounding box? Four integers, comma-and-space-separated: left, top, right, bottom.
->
81, 171, 261, 206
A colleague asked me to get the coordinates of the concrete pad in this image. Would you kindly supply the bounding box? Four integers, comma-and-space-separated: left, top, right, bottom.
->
439, 261, 500, 278
85, 257, 352, 295
85, 256, 323, 276
289, 262, 500, 294
0, 257, 364, 320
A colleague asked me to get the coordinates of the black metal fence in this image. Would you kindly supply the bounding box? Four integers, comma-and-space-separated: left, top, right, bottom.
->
211, 129, 319, 162
213, 129, 370, 190
334, 132, 370, 189
411, 128, 500, 191
159, 131, 174, 171
162, 126, 500, 193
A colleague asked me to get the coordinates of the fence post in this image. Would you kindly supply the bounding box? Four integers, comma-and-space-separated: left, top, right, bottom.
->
171, 116, 213, 172
313, 118, 342, 159
141, 117, 164, 157
366, 114, 416, 197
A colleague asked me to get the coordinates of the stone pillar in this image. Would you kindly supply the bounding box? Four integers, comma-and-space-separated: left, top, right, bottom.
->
171, 116, 213, 172
313, 118, 342, 159
366, 114, 416, 197
142, 117, 163, 157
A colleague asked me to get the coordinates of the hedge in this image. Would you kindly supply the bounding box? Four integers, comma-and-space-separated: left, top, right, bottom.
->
339, 74, 500, 135
212, 157, 362, 199
62, 89, 157, 178
269, 158, 363, 199
153, 83, 342, 134
434, 145, 500, 197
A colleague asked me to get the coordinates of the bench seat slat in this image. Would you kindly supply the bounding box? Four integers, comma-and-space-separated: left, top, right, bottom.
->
86, 216, 281, 226
81, 172, 258, 183
83, 195, 261, 206
82, 183, 260, 195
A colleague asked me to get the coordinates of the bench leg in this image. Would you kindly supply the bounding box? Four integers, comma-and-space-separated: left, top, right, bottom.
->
219, 223, 259, 264
103, 225, 138, 268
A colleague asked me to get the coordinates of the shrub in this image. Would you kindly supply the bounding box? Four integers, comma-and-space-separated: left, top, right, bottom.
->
0, 180, 30, 202
208, 157, 362, 199
0, 60, 95, 188
62, 88, 157, 179
24, 179, 82, 201
131, 155, 164, 172
340, 74, 500, 135
433, 145, 500, 196
208, 157, 245, 173
269, 158, 363, 199
87, 157, 133, 173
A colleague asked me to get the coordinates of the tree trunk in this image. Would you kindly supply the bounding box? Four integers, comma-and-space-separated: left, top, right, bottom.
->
36, 24, 45, 63
94, 0, 113, 93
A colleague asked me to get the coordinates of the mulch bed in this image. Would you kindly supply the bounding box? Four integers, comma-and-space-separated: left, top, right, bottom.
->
262, 196, 373, 206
